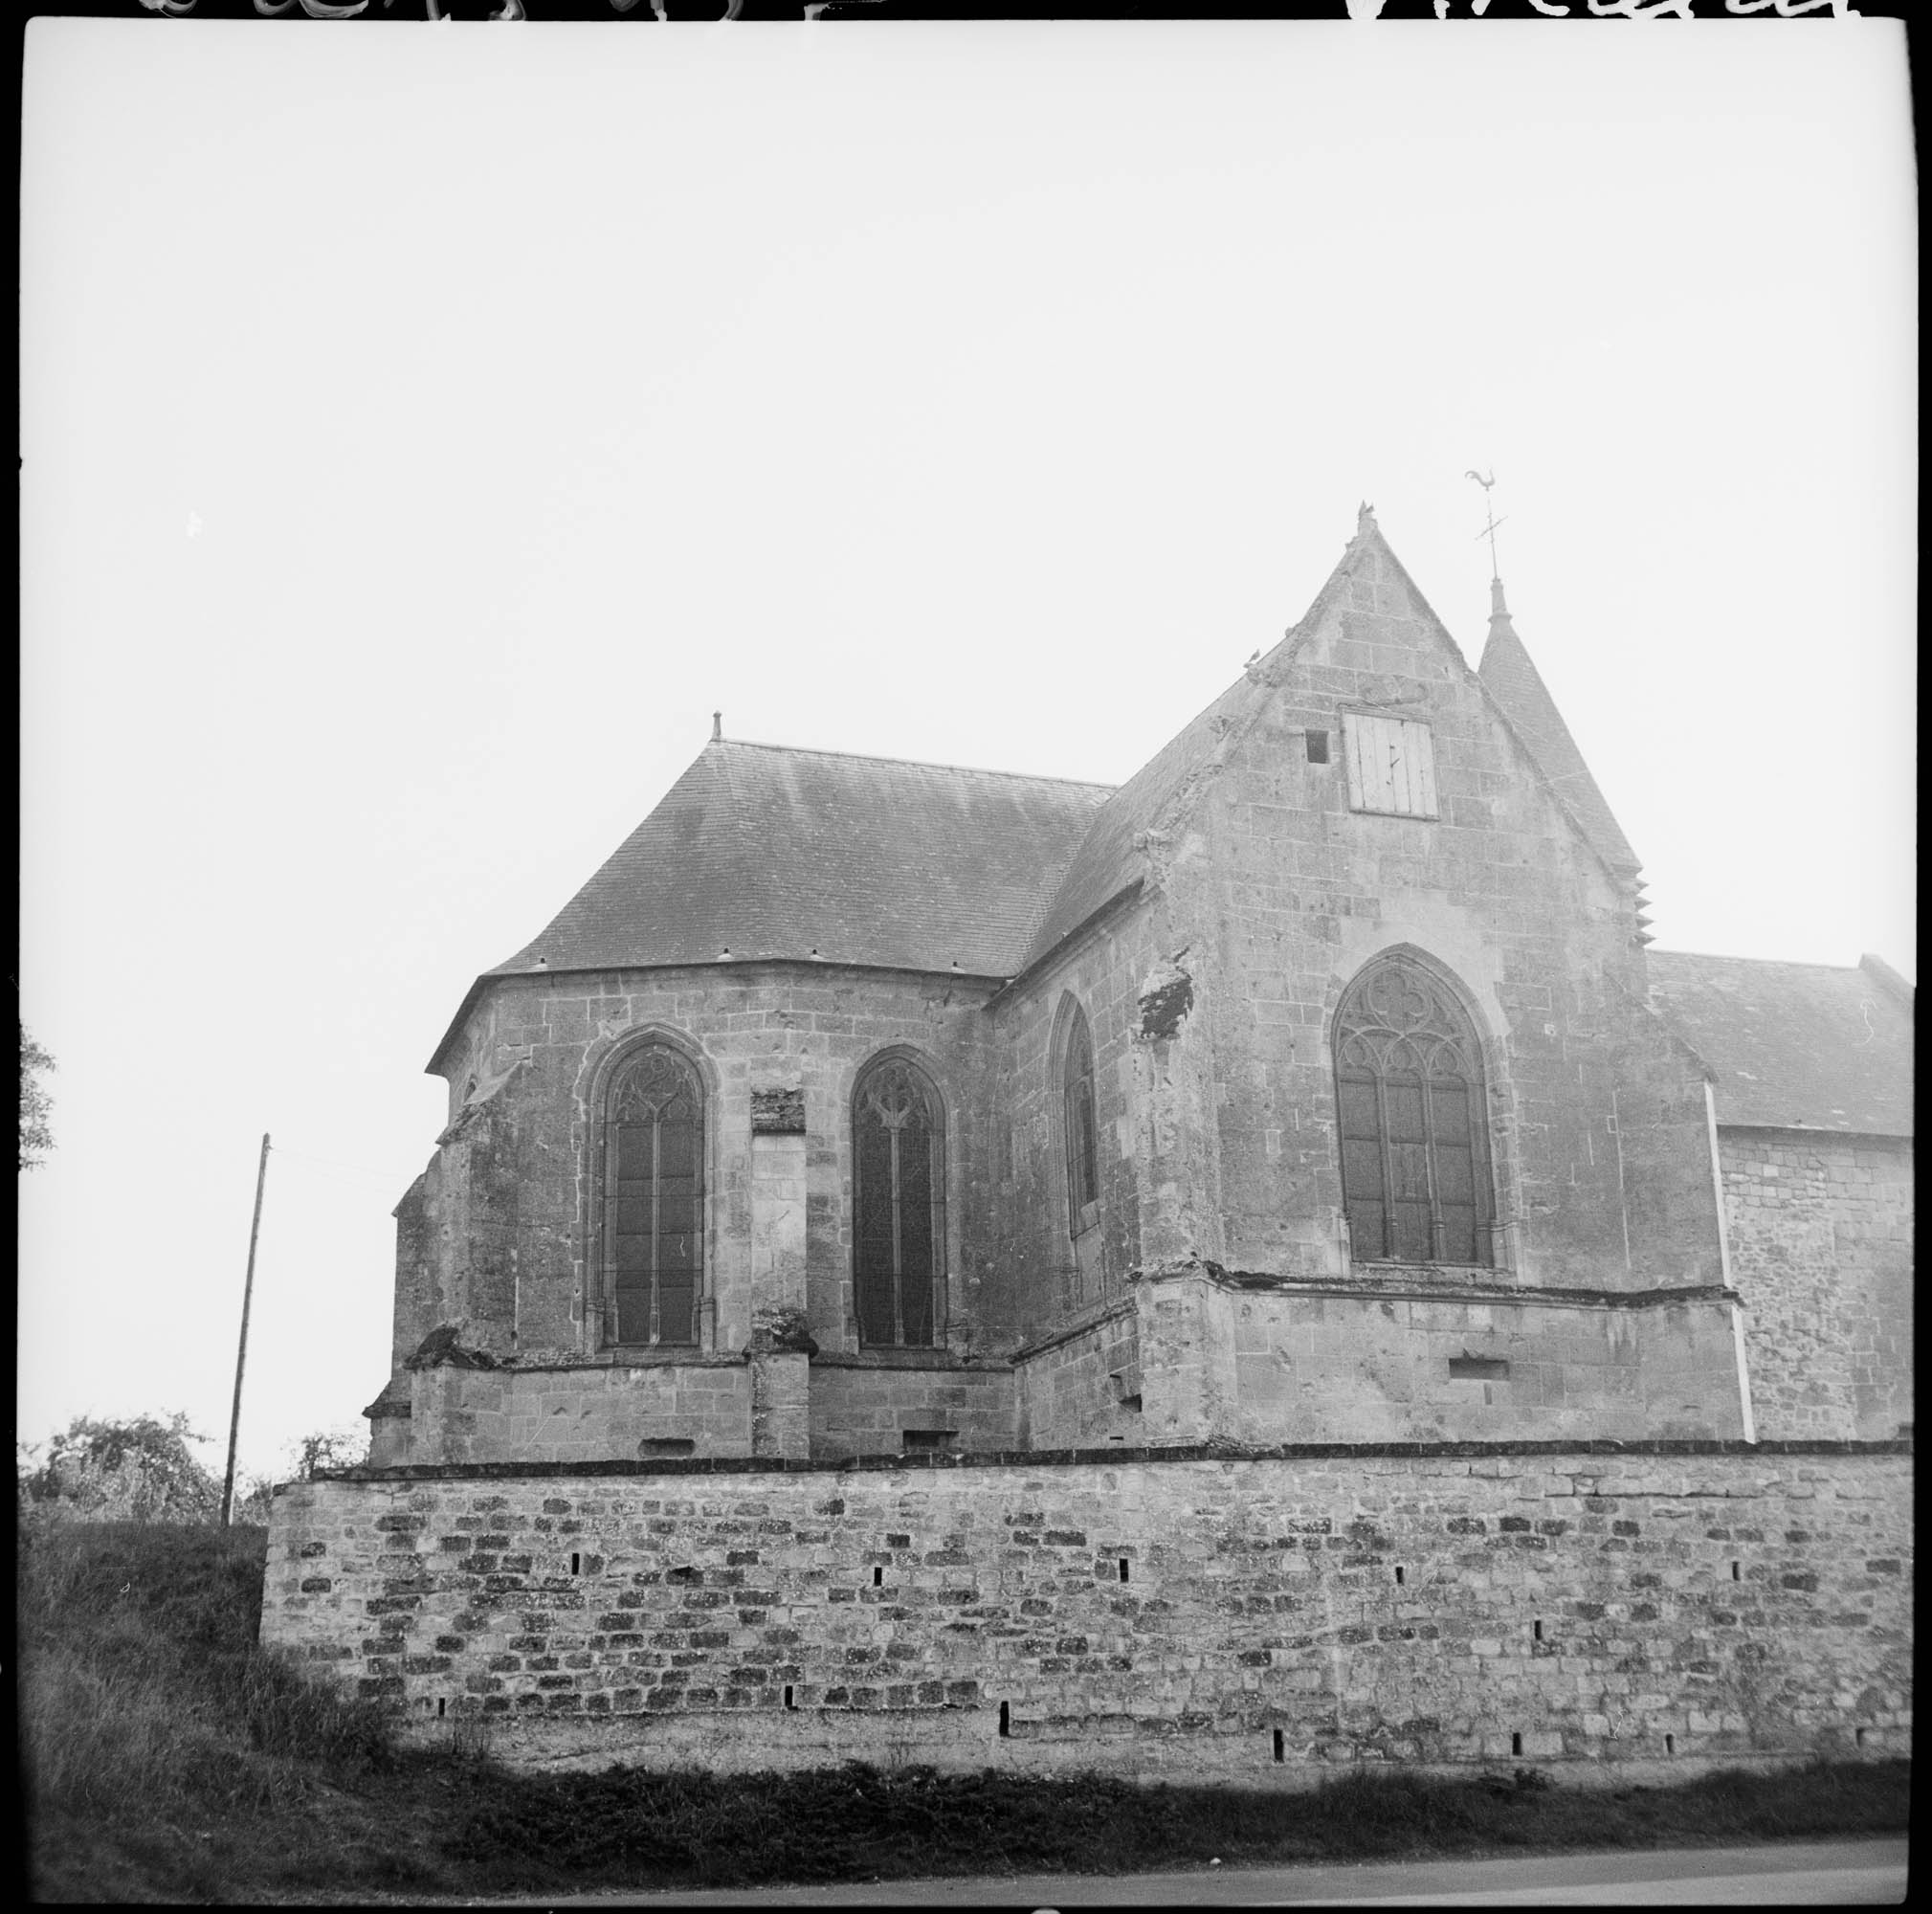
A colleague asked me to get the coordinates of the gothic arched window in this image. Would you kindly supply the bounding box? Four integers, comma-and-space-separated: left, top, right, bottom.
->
603, 1046, 704, 1346
1061, 1002, 1100, 1239
853, 1054, 945, 1347
1334, 956, 1495, 1267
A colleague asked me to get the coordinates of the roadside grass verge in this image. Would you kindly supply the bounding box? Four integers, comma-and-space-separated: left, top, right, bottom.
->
19, 1519, 1910, 1903
445, 1753, 1910, 1893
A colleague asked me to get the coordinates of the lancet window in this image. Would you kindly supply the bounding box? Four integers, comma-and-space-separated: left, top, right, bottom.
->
602, 1045, 704, 1346
1061, 1001, 1100, 1238
853, 1054, 945, 1348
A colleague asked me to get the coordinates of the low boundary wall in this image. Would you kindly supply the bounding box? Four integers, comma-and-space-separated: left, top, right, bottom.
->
262, 1441, 1911, 1782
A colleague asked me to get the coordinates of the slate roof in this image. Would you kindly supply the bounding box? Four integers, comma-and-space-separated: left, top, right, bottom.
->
1019, 675, 1252, 969
1648, 950, 1914, 1136
487, 740, 1113, 981
438, 517, 1650, 1079
1478, 590, 1641, 877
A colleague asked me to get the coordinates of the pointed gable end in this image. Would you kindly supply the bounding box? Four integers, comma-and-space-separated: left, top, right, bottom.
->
1020, 507, 1498, 972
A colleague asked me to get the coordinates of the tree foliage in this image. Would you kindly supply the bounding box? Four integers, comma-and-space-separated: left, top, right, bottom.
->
289, 1425, 369, 1480
19, 1412, 222, 1525
20, 1023, 56, 1169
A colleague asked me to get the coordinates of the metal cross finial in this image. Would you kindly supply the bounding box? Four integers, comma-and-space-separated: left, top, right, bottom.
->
1466, 468, 1507, 578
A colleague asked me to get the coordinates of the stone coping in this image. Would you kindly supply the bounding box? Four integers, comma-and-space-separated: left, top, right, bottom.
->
300, 1436, 1912, 1491
1010, 1295, 1137, 1366
808, 1350, 1013, 1373
403, 1348, 1013, 1376
1136, 1263, 1743, 1313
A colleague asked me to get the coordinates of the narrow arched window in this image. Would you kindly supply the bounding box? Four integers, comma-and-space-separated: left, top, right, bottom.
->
853, 1054, 944, 1348
1062, 1003, 1100, 1239
603, 1046, 703, 1346
1334, 956, 1495, 1267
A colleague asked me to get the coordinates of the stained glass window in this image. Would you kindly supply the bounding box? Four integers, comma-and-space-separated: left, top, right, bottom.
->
1062, 1002, 1100, 1237
603, 1047, 703, 1346
853, 1056, 944, 1347
1334, 957, 1494, 1266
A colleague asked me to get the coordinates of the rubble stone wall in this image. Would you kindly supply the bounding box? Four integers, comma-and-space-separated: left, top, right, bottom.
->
263, 1443, 1911, 1782
1721, 1130, 1914, 1442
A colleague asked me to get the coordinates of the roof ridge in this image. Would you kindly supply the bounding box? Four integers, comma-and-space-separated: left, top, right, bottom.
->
1650, 948, 1867, 973
716, 736, 1118, 792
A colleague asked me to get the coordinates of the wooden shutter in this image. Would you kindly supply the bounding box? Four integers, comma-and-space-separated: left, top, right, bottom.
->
1343, 715, 1438, 817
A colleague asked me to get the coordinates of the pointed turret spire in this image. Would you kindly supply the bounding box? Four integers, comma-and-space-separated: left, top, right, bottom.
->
1469, 487, 1642, 882
1488, 572, 1516, 634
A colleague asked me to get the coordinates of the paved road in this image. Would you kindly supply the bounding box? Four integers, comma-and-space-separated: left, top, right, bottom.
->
451, 1836, 1905, 1905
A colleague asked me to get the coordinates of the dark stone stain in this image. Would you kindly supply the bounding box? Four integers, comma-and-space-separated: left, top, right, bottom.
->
750, 1087, 806, 1135
405, 1324, 502, 1372
1138, 970, 1193, 1040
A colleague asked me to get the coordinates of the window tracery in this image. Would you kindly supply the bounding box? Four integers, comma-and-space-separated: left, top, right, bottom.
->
853, 1055, 945, 1347
1334, 957, 1495, 1266
601, 1045, 703, 1346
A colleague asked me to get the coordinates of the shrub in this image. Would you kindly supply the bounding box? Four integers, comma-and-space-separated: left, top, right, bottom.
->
19, 1412, 222, 1525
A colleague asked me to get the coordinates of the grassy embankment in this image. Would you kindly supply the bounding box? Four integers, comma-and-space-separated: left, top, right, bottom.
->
18, 1519, 1909, 1903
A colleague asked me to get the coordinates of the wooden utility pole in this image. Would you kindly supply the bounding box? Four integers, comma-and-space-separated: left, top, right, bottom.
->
220, 1133, 271, 1526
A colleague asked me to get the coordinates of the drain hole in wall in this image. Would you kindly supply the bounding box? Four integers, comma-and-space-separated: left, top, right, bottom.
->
1394, 1566, 1405, 1586
1533, 1620, 1543, 1642
1119, 1558, 1130, 1584
1731, 1561, 1742, 1581
901, 1429, 957, 1454
570, 1552, 581, 1576
1665, 1733, 1676, 1755
1511, 1732, 1522, 1756
437, 1698, 446, 1719
999, 1702, 1010, 1739
873, 1566, 883, 1587
1273, 1728, 1285, 1764
784, 1685, 796, 1711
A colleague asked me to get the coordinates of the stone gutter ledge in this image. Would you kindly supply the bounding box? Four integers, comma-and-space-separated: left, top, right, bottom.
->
301, 1436, 1912, 1490
1010, 1295, 1138, 1367
1129, 1257, 1742, 1313
807, 1350, 1014, 1373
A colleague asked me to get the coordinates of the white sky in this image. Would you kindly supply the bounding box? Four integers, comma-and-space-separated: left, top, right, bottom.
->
19, 18, 1915, 1480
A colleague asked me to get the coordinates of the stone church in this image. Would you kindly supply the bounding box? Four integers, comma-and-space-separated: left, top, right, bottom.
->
365, 508, 1912, 1470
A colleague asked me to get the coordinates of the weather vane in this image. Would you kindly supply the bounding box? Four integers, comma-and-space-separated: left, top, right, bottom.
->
1466, 468, 1506, 578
